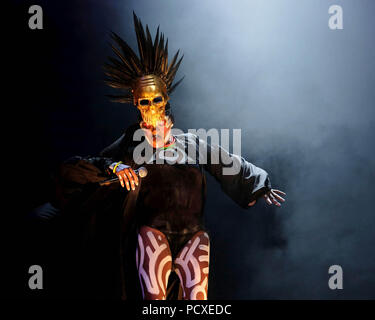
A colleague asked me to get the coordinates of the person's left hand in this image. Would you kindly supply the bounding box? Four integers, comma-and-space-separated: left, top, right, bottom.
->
248, 189, 286, 207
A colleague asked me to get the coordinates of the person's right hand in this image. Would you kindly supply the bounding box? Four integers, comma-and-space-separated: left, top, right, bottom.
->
110, 162, 139, 191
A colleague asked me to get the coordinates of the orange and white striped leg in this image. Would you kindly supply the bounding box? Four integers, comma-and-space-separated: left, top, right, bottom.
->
174, 231, 210, 300
136, 226, 172, 300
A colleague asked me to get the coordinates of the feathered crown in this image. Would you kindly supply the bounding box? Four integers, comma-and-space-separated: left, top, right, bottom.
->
104, 12, 184, 104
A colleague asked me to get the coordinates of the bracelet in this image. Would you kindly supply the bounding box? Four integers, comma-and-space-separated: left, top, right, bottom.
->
112, 161, 123, 174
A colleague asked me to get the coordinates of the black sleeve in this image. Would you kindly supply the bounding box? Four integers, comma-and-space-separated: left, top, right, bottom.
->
53, 124, 141, 209
199, 137, 271, 209
53, 155, 114, 209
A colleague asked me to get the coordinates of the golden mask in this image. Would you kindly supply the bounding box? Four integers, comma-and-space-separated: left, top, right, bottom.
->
132, 75, 169, 129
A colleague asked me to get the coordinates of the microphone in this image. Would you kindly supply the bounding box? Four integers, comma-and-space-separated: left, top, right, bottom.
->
99, 167, 148, 186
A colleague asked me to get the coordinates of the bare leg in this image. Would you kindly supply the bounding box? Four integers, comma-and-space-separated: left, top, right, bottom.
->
136, 226, 172, 300
174, 231, 210, 300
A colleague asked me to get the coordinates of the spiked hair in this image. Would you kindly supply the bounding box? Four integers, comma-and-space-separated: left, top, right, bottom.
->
104, 12, 184, 104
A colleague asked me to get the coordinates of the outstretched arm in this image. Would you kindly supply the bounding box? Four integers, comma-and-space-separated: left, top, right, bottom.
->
249, 189, 286, 207
194, 135, 286, 208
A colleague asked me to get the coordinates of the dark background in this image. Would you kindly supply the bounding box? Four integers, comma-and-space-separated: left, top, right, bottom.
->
5, 0, 375, 299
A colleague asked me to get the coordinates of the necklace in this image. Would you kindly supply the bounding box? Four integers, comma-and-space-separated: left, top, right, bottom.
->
163, 136, 176, 149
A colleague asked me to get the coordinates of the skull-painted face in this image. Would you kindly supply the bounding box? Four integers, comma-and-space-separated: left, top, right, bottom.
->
133, 75, 173, 148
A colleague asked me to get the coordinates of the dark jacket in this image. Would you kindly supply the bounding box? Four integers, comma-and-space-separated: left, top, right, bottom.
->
53, 124, 271, 299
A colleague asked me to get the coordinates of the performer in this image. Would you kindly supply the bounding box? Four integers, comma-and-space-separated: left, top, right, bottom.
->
52, 13, 286, 300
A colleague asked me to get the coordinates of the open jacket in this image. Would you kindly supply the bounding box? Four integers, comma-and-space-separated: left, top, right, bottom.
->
52, 123, 271, 299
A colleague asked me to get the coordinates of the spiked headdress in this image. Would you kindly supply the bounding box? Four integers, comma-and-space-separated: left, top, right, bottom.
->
104, 12, 184, 104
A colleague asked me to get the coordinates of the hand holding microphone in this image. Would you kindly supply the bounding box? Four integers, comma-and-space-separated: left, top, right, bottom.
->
99, 162, 147, 191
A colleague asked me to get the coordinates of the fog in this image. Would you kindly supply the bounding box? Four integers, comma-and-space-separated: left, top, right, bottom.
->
14, 0, 375, 298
